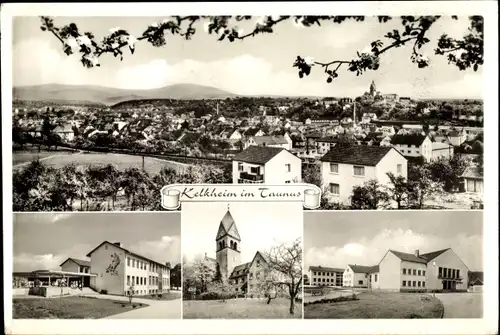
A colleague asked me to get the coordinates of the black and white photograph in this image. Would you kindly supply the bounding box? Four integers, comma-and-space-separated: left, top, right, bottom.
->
11, 15, 484, 211
12, 212, 182, 319
303, 210, 483, 319
181, 202, 303, 319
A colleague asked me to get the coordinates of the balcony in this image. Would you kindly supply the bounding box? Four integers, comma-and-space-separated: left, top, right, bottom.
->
238, 172, 264, 183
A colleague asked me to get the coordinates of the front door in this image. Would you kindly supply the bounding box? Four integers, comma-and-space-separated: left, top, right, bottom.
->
83, 276, 90, 287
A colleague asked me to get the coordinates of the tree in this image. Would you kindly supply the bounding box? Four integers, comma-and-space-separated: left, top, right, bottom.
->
302, 162, 322, 188
260, 238, 302, 315
407, 164, 444, 209
127, 283, 135, 305
170, 263, 182, 290
40, 16, 483, 80
350, 179, 391, 210
212, 263, 223, 284
303, 274, 310, 286
183, 255, 216, 294
206, 280, 237, 302
386, 172, 410, 209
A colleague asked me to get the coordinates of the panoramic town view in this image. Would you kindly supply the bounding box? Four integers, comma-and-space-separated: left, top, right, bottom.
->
303, 211, 483, 319
12, 15, 484, 211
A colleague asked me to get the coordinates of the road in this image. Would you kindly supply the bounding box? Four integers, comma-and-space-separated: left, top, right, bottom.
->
435, 292, 483, 318
84, 292, 182, 319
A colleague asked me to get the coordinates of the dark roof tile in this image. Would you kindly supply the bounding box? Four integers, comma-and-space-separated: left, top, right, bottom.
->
391, 134, 428, 146
320, 145, 396, 166
233, 146, 287, 164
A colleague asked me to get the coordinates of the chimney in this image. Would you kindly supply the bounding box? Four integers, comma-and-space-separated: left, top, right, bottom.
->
414, 249, 420, 257
113, 242, 123, 248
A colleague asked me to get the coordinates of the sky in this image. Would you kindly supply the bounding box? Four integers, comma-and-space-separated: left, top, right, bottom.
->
12, 16, 483, 99
304, 211, 483, 271
13, 212, 181, 272
182, 202, 303, 263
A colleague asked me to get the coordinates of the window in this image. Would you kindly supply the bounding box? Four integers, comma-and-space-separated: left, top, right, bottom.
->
136, 277, 139, 285
457, 270, 460, 279
238, 163, 243, 172
375, 274, 378, 282
257, 260, 261, 267
422, 281, 426, 287
413, 281, 416, 287
250, 166, 260, 174
418, 281, 421, 287
285, 164, 291, 172
403, 268, 406, 275
439, 267, 443, 278
353, 166, 365, 176
358, 280, 363, 285
132, 259, 135, 268
285, 180, 291, 183
413, 269, 416, 275
402, 281, 406, 287
127, 257, 131, 266
423, 270, 426, 276
329, 183, 340, 195
256, 272, 260, 279
127, 276, 130, 286
417, 270, 421, 276
330, 163, 339, 173
313, 272, 316, 276
397, 164, 402, 174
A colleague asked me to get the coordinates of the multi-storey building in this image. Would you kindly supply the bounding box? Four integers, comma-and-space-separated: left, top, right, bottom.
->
308, 266, 344, 287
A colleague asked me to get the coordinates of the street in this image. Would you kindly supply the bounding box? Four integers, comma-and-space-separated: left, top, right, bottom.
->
435, 292, 483, 318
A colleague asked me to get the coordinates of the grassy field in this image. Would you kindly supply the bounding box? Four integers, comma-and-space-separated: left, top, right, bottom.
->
183, 298, 302, 319
304, 292, 444, 319
13, 149, 76, 166
13, 151, 187, 175
13, 296, 148, 319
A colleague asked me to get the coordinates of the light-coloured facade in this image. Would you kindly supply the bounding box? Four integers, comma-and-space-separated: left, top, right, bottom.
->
432, 142, 454, 161
321, 146, 407, 205
233, 146, 301, 184
308, 266, 344, 287
343, 265, 370, 288
391, 135, 433, 162
86, 241, 171, 296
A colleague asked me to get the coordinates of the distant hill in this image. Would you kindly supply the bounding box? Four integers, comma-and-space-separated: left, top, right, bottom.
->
13, 83, 239, 105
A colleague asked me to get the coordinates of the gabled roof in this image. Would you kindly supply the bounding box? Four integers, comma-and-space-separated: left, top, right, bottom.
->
391, 134, 428, 146
309, 266, 344, 273
419, 248, 451, 262
320, 145, 398, 166
216, 210, 241, 241
468, 271, 484, 285
251, 135, 288, 145
460, 166, 483, 179
368, 265, 380, 274
229, 262, 251, 279
389, 250, 428, 264
60, 257, 90, 268
348, 264, 375, 273
233, 145, 288, 164
243, 128, 262, 136
85, 241, 169, 267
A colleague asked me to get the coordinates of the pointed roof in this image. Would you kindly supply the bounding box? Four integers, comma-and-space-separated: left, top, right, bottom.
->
348, 264, 375, 273
420, 248, 451, 262
216, 210, 241, 241
59, 257, 90, 268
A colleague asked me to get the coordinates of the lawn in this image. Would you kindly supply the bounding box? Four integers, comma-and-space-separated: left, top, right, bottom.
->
12, 149, 76, 166
183, 298, 302, 319
304, 291, 444, 319
17, 152, 188, 175
13, 296, 148, 319
137, 292, 181, 301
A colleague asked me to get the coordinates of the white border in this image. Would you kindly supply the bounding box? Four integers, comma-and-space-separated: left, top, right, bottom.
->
2, 1, 498, 334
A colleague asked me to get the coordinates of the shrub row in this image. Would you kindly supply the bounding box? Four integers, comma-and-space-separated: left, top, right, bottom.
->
304, 294, 359, 306
198, 291, 236, 300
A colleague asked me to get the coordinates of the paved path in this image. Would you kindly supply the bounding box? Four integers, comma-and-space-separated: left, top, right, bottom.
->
84, 292, 182, 319
13, 150, 82, 169
434, 293, 483, 318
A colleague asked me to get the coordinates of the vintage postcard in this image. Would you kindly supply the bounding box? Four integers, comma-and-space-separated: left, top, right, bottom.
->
2, 1, 498, 335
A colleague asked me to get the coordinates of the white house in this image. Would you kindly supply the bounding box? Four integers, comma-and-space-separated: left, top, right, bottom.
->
461, 166, 483, 193
448, 129, 468, 146
232, 146, 301, 184
229, 129, 243, 140
343, 265, 375, 288
53, 123, 75, 142
244, 135, 292, 151
320, 145, 407, 205
86, 241, 171, 296
432, 141, 454, 161
391, 134, 433, 162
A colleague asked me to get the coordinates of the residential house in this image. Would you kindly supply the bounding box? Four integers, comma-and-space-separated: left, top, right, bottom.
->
53, 123, 75, 142
232, 146, 301, 184
378, 125, 396, 137
308, 266, 344, 287
343, 265, 376, 288
431, 141, 454, 161
461, 166, 483, 193
229, 129, 243, 141
244, 135, 292, 151
60, 258, 91, 275
361, 113, 378, 124
243, 128, 265, 138
448, 129, 468, 146
320, 145, 407, 205
391, 134, 433, 162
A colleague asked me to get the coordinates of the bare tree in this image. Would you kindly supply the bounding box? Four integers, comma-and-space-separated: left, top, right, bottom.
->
260, 238, 302, 315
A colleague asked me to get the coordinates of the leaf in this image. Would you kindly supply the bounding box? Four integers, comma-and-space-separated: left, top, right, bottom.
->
473, 63, 478, 72
40, 26, 47, 31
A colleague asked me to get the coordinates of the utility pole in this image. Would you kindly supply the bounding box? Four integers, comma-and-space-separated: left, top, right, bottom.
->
142, 155, 145, 171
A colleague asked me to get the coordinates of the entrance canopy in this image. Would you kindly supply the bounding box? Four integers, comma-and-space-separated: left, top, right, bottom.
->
14, 270, 97, 278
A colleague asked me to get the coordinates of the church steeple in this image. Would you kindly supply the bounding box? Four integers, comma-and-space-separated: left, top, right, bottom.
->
215, 205, 241, 281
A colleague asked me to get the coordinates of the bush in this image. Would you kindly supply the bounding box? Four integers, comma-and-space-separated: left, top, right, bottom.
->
157, 294, 163, 299
100, 289, 108, 294
304, 293, 359, 306
199, 291, 236, 300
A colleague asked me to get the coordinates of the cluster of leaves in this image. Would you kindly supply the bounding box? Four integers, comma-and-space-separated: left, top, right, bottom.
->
41, 15, 483, 80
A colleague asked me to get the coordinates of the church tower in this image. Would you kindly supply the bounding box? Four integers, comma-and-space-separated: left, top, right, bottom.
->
215, 205, 241, 281
370, 80, 377, 96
